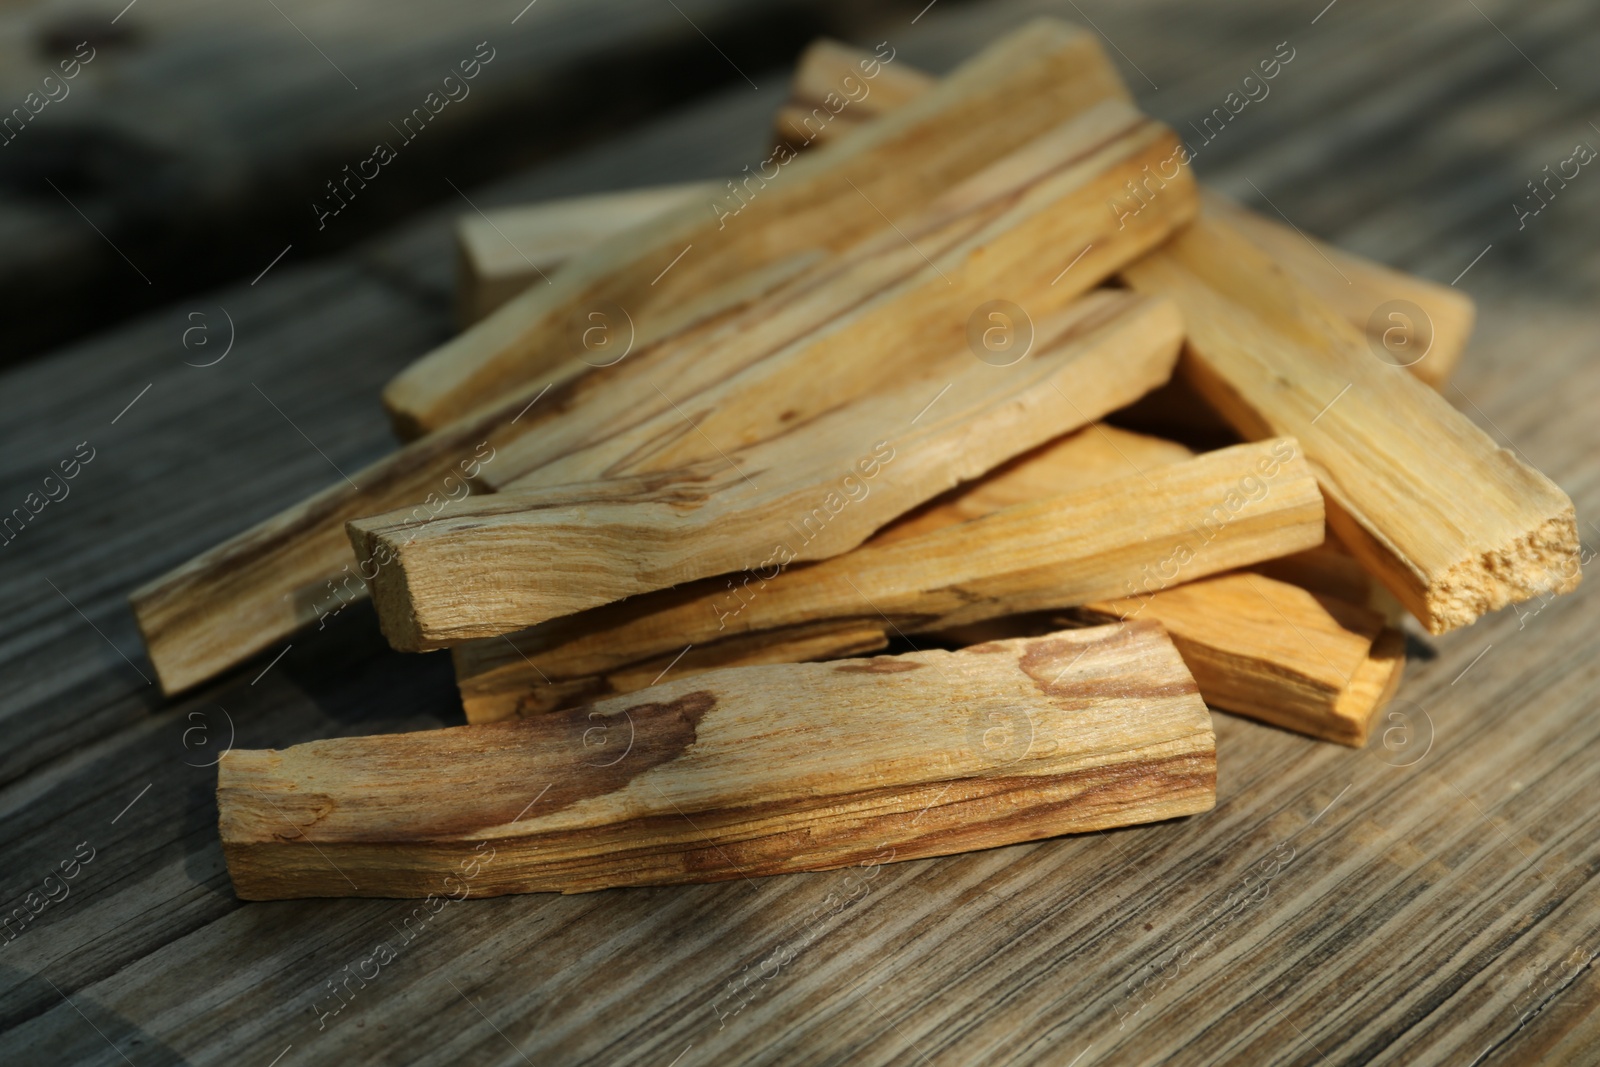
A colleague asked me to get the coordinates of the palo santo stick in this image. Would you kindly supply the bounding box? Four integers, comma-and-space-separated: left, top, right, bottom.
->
218, 624, 1216, 899
480, 102, 1196, 491
774, 38, 937, 149
384, 19, 1134, 437
1081, 573, 1402, 747
779, 41, 1474, 392
457, 44, 1474, 395
456, 182, 713, 326
870, 423, 1197, 546
1200, 191, 1473, 389
350, 292, 1184, 650
1122, 213, 1580, 632
908, 424, 1406, 746
131, 393, 524, 695
455, 425, 1173, 719
452, 436, 1323, 722
1254, 540, 1389, 611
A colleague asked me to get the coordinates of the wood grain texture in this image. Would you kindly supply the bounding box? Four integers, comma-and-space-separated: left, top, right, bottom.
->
478, 100, 1194, 492
461, 424, 1179, 718
455, 182, 714, 326
1083, 573, 1404, 746
773, 36, 938, 147
6, 1, 1600, 1063
351, 290, 1183, 647
135, 88, 1191, 691
783, 43, 1479, 395
144, 73, 1190, 689
459, 42, 1477, 399
869, 421, 1197, 543
1201, 191, 1475, 389
127, 389, 522, 695
1122, 211, 1581, 633
909, 420, 1408, 747
129, 244, 824, 694
453, 435, 1323, 722
219, 623, 1217, 898
382, 19, 1136, 436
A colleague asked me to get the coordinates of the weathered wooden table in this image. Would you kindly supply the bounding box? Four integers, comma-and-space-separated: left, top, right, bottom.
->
0, 0, 877, 361
3, 0, 1598, 1063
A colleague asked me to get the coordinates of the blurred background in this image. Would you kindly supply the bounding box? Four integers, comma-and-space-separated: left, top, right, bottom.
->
3, 0, 1595, 366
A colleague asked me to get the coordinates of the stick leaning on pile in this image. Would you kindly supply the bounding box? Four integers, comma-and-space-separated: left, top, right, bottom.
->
351, 288, 1185, 647
454, 425, 1400, 747
130, 21, 1148, 695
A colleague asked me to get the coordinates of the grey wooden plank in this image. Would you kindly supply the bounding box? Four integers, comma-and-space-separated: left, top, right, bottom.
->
0, 0, 893, 361
0, 262, 451, 786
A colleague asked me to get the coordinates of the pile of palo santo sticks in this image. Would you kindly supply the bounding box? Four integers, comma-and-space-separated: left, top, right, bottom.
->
131, 23, 1581, 900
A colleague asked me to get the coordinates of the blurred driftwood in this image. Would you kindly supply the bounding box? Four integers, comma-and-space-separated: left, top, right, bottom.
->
0, 0, 880, 361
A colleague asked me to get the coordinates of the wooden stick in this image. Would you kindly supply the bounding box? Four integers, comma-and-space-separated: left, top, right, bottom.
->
1253, 539, 1392, 613
1121, 212, 1580, 633
476, 101, 1196, 492
780, 43, 1474, 390
130, 391, 530, 695
869, 423, 1197, 546
132, 250, 825, 695
788, 41, 1476, 392
383, 20, 1134, 437
774, 38, 937, 149
1201, 191, 1473, 389
350, 291, 1183, 650
456, 422, 1179, 716
1080, 573, 1403, 747
455, 182, 713, 326
218, 623, 1216, 899
895, 424, 1407, 746
452, 436, 1323, 722
458, 420, 1406, 746
455, 48, 1473, 395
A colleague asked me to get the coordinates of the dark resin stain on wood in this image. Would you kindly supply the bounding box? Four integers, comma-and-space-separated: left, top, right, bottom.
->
218, 630, 1213, 898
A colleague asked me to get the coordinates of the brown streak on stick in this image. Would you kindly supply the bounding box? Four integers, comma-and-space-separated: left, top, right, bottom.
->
1121, 212, 1579, 633
218, 625, 1216, 899
351, 291, 1185, 648
451, 434, 1325, 722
